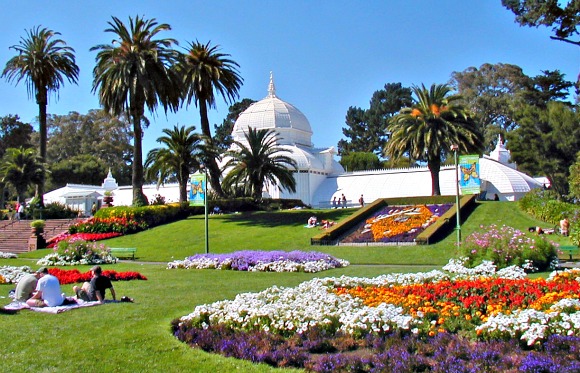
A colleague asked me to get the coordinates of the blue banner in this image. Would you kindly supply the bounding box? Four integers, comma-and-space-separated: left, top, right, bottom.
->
458, 155, 481, 195
189, 174, 206, 206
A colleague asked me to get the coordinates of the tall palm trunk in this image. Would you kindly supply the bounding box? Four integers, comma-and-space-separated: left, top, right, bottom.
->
199, 100, 224, 197
428, 158, 441, 196
35, 89, 47, 207
130, 105, 148, 206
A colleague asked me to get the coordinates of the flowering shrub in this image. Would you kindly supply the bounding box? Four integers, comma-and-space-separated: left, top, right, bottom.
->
37, 239, 117, 266
174, 264, 580, 371
342, 204, 452, 243
460, 224, 559, 271
46, 232, 123, 248
68, 216, 148, 234
167, 250, 349, 273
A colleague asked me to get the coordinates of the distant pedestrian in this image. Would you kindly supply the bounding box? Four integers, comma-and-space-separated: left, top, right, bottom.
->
16, 202, 24, 220
341, 194, 347, 208
359, 194, 364, 207
332, 197, 337, 209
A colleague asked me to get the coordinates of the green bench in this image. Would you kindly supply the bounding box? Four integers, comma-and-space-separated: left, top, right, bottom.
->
560, 245, 579, 261
110, 247, 137, 260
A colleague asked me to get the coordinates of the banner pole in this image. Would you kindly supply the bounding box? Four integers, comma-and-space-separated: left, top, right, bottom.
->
204, 168, 209, 254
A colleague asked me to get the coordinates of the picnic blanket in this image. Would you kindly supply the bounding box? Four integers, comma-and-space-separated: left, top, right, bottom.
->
4, 298, 108, 314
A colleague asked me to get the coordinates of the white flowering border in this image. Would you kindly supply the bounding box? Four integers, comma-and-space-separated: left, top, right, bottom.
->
0, 265, 34, 284
36, 252, 117, 266
179, 260, 580, 345
0, 252, 18, 259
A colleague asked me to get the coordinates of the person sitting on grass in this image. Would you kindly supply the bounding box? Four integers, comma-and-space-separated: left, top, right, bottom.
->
14, 271, 43, 302
73, 265, 116, 304
26, 267, 65, 308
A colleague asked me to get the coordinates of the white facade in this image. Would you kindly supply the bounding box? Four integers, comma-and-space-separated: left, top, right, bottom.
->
44, 74, 543, 210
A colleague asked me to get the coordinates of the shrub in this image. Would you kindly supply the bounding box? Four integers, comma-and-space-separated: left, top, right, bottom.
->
460, 224, 558, 271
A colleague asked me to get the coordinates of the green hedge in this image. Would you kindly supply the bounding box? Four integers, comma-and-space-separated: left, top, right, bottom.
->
94, 203, 190, 227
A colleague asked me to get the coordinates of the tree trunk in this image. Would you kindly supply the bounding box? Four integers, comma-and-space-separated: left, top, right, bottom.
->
131, 111, 148, 206
428, 158, 441, 196
35, 90, 47, 207
199, 100, 224, 197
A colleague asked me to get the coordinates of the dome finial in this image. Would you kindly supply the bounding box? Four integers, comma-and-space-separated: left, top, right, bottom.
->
268, 71, 276, 98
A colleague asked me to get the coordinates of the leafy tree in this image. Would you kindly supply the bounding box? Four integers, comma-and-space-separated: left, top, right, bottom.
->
340, 152, 382, 172
0, 147, 45, 203
222, 127, 297, 201
502, 0, 580, 47
2, 26, 79, 206
92, 16, 181, 206
385, 84, 484, 196
338, 83, 412, 156
507, 101, 580, 196
450, 63, 531, 149
49, 154, 108, 189
569, 151, 580, 201
144, 125, 207, 204
175, 40, 243, 197
521, 69, 574, 107
45, 109, 133, 187
0, 115, 33, 157
213, 98, 256, 151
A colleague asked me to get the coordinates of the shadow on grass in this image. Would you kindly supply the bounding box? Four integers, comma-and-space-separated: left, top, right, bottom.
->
214, 209, 357, 228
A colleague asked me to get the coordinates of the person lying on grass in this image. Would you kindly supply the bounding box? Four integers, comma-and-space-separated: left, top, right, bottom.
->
73, 265, 116, 304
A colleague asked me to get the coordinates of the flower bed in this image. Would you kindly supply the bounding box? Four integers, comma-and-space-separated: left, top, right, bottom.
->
0, 266, 146, 285
173, 262, 580, 371
46, 232, 123, 248
167, 250, 349, 273
38, 239, 117, 266
460, 224, 559, 271
341, 204, 452, 243
0, 252, 17, 259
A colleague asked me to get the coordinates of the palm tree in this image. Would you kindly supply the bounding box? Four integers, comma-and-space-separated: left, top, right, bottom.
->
2, 26, 79, 205
175, 40, 243, 197
0, 147, 45, 204
144, 125, 209, 204
91, 16, 181, 206
222, 127, 297, 201
385, 83, 483, 195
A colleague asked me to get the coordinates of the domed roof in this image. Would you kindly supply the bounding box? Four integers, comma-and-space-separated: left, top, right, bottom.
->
280, 145, 323, 170
232, 73, 313, 147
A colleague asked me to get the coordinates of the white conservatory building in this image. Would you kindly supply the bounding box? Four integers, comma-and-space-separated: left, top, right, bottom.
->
44, 74, 543, 211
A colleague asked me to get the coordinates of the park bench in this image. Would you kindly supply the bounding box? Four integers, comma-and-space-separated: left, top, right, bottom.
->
110, 247, 137, 260
560, 245, 579, 261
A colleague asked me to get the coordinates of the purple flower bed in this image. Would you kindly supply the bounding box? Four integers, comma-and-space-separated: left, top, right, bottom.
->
167, 250, 349, 272
171, 323, 580, 372
342, 204, 453, 244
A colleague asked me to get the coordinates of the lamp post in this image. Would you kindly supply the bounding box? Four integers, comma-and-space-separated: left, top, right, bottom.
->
451, 144, 461, 247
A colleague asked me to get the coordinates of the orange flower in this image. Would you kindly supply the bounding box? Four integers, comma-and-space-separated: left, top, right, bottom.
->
411, 108, 421, 117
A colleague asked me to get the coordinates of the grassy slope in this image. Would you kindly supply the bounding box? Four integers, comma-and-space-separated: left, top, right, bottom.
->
0, 201, 571, 372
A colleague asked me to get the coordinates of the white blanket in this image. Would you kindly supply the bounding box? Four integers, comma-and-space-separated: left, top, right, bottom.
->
4, 299, 106, 314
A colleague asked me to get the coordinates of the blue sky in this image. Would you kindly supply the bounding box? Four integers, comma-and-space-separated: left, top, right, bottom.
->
0, 1, 578, 156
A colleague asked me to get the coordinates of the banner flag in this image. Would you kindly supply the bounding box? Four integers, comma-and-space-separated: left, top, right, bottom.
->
458, 155, 481, 195
189, 173, 206, 206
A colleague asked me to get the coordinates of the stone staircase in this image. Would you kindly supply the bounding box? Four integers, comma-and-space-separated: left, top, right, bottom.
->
0, 219, 79, 253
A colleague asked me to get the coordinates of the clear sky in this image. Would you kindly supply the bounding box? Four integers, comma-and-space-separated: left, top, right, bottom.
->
0, 1, 578, 156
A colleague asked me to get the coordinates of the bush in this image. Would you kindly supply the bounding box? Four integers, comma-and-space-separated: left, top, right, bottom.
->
460, 224, 559, 271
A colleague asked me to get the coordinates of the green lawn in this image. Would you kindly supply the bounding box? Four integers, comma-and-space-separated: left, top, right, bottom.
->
0, 201, 571, 372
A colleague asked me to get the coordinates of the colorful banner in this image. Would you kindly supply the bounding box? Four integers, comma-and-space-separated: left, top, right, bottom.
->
189, 173, 206, 206
458, 155, 481, 195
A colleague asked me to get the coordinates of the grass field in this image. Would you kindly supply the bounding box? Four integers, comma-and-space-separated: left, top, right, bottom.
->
0, 201, 571, 372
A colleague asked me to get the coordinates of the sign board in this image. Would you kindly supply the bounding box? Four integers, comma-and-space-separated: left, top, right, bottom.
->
189, 174, 206, 206
458, 155, 481, 195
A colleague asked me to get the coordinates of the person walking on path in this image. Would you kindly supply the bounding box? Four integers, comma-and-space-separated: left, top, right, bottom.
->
359, 194, 364, 207
341, 194, 347, 208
